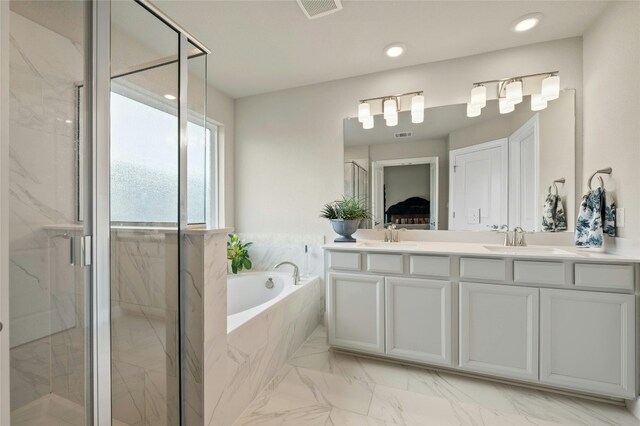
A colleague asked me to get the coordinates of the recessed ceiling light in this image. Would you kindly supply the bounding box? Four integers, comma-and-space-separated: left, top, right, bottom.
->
164, 94, 177, 100
513, 13, 543, 32
384, 43, 406, 58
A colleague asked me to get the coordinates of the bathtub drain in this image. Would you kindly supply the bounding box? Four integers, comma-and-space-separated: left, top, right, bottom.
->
265, 277, 274, 289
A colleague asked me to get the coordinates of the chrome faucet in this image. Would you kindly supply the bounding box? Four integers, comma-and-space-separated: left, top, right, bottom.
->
273, 261, 300, 285
496, 225, 513, 246
385, 224, 403, 243
513, 227, 527, 247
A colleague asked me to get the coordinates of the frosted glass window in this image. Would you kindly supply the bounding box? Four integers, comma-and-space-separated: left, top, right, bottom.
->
110, 92, 214, 224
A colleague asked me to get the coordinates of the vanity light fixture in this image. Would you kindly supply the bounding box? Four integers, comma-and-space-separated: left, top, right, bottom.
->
383, 98, 398, 120
531, 93, 547, 111
357, 91, 424, 129
499, 97, 515, 114
362, 115, 374, 130
411, 94, 425, 124
384, 43, 406, 58
358, 102, 371, 123
505, 80, 523, 105
467, 71, 560, 117
470, 85, 487, 109
513, 13, 543, 32
541, 74, 560, 101
467, 103, 481, 118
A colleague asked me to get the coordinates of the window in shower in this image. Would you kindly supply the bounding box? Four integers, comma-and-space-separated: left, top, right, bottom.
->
76, 87, 220, 226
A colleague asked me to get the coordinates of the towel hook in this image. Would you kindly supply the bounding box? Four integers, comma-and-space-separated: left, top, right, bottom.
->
587, 168, 612, 190
551, 178, 565, 196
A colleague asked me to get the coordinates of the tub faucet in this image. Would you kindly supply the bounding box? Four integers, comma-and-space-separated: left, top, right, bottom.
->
273, 261, 300, 285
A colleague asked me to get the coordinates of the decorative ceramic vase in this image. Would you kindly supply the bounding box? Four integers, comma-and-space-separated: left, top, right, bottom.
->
330, 219, 361, 243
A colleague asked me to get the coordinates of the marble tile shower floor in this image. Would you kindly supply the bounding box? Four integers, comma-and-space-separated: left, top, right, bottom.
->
10, 393, 128, 426
234, 325, 638, 426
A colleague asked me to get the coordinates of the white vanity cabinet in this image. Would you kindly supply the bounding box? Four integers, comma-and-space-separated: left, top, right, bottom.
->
385, 277, 452, 366
327, 272, 385, 354
540, 288, 636, 398
325, 247, 638, 401
459, 282, 539, 382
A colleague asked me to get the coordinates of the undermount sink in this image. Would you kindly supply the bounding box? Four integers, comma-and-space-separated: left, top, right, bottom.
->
483, 245, 572, 255
356, 241, 419, 249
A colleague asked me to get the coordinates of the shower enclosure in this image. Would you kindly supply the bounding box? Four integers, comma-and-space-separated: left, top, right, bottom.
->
6, 1, 210, 424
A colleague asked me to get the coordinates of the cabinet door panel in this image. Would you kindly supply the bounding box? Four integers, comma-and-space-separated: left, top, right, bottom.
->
540, 289, 636, 398
328, 273, 384, 354
385, 277, 452, 366
460, 282, 539, 382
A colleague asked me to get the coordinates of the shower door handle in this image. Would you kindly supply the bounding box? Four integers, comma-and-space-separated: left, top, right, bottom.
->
70, 235, 92, 267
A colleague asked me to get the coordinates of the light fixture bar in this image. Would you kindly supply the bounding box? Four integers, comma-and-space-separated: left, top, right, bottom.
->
359, 90, 423, 104
472, 71, 559, 87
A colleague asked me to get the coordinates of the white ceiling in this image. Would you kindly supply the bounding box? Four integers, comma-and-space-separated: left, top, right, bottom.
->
344, 99, 504, 146
153, 0, 609, 98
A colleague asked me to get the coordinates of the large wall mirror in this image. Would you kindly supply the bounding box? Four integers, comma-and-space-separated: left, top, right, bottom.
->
343, 89, 575, 232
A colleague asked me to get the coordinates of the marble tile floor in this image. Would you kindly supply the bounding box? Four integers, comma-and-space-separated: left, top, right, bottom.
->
11, 393, 129, 426
234, 324, 639, 426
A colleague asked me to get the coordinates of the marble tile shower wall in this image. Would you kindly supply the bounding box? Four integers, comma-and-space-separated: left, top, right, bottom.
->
110, 230, 180, 426
9, 11, 84, 411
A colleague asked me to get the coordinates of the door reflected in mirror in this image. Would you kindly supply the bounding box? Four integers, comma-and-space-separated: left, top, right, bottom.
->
343, 90, 575, 232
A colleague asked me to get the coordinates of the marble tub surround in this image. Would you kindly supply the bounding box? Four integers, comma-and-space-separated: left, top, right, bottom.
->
235, 324, 640, 426
238, 233, 326, 278
182, 229, 324, 425
216, 275, 322, 425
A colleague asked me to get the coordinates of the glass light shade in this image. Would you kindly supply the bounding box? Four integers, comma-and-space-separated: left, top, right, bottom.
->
466, 103, 481, 118
411, 111, 424, 124
383, 99, 397, 120
385, 115, 398, 127
531, 93, 547, 111
541, 75, 560, 101
505, 80, 523, 105
470, 85, 486, 108
411, 94, 425, 115
362, 116, 374, 129
358, 102, 371, 123
499, 98, 515, 114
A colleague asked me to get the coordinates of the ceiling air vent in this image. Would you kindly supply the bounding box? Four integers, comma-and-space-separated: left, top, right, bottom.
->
394, 131, 413, 139
296, 0, 343, 20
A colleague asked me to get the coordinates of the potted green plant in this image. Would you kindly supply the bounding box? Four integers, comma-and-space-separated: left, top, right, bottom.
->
320, 196, 370, 242
227, 234, 253, 274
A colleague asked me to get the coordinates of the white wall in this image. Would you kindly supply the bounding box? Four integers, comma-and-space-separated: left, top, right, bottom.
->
0, 1, 10, 423
583, 1, 640, 242
235, 37, 583, 240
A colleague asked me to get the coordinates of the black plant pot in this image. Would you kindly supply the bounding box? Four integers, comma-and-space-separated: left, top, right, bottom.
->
331, 219, 361, 243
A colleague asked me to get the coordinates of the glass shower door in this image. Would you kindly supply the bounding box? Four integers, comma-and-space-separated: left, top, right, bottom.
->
8, 1, 93, 424
110, 2, 181, 425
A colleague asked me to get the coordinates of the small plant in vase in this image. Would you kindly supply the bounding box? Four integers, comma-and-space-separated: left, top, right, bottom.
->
320, 196, 370, 242
227, 233, 253, 274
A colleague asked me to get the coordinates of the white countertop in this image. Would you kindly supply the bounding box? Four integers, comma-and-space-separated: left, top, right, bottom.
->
323, 241, 640, 263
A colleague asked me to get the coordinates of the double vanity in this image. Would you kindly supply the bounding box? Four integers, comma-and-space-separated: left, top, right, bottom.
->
323, 241, 639, 400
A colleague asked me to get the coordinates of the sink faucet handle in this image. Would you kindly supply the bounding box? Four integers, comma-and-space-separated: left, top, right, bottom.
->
495, 225, 513, 246
513, 227, 527, 247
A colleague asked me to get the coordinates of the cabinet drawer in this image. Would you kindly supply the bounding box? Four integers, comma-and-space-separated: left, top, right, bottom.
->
410, 255, 450, 278
460, 258, 506, 281
575, 263, 634, 291
514, 261, 565, 286
367, 253, 404, 274
328, 251, 361, 271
